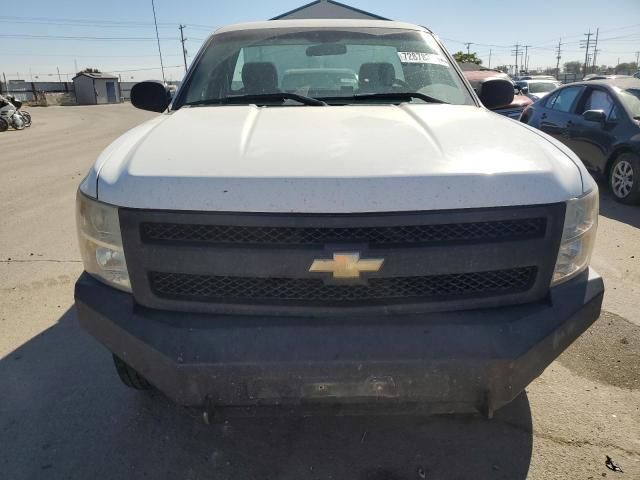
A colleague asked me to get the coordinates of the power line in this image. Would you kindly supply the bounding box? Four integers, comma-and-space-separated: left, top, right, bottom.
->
0, 52, 183, 58
0, 15, 219, 31
7, 65, 185, 77
0, 34, 178, 41
0, 14, 176, 26
464, 42, 473, 54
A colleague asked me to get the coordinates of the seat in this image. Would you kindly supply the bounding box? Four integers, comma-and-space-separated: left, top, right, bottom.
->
241, 62, 279, 95
358, 62, 396, 93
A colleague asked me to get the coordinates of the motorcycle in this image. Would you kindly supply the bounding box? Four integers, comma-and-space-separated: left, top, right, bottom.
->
0, 96, 31, 131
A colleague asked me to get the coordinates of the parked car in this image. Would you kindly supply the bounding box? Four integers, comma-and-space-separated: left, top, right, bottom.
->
461, 65, 533, 119
634, 71, 640, 79
516, 79, 562, 101
515, 75, 556, 81
75, 19, 603, 419
585, 74, 631, 81
521, 78, 640, 203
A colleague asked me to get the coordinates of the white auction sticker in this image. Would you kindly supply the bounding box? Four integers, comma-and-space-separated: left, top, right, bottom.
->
397, 52, 449, 66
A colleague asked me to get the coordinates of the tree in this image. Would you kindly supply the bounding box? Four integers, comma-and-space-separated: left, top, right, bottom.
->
452, 51, 482, 65
563, 61, 582, 74
615, 62, 638, 74
77, 67, 101, 75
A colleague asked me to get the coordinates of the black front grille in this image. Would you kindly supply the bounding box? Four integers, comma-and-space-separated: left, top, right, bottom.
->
149, 267, 537, 306
141, 218, 546, 247
121, 204, 564, 314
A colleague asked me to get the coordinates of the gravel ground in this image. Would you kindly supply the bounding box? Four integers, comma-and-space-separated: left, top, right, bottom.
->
1, 104, 638, 479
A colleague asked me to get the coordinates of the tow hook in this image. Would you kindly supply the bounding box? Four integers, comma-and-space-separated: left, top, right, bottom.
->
202, 396, 215, 425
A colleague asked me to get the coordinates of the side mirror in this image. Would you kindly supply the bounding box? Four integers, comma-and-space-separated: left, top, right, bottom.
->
478, 78, 515, 110
582, 109, 606, 123
131, 81, 170, 113
520, 86, 529, 94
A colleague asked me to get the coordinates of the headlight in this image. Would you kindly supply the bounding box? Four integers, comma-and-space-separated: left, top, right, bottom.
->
552, 188, 598, 285
76, 191, 131, 291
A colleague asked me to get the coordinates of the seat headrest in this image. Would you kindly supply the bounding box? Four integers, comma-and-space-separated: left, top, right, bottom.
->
359, 63, 396, 91
241, 62, 279, 94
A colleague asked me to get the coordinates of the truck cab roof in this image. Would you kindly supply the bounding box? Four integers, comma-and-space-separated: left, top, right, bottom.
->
214, 19, 432, 34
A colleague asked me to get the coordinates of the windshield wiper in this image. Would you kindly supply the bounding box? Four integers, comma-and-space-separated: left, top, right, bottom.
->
321, 92, 448, 104
185, 92, 327, 107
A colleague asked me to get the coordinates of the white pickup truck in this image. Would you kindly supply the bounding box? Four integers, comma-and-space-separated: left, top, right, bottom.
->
75, 19, 604, 418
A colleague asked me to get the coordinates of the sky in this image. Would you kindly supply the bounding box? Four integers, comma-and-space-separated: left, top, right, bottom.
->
1, 0, 639, 82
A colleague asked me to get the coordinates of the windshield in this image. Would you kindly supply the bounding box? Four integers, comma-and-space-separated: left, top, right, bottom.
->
617, 87, 640, 118
528, 82, 559, 93
176, 27, 474, 107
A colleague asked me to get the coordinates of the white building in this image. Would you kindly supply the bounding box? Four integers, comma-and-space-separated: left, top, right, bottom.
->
72, 72, 120, 105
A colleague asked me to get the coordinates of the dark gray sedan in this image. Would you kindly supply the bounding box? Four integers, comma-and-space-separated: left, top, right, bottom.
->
521, 78, 640, 204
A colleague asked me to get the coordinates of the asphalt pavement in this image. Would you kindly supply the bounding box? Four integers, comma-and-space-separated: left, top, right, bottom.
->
1, 104, 638, 479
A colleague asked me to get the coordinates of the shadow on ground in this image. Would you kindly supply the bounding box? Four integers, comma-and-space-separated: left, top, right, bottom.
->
598, 181, 640, 229
0, 308, 533, 480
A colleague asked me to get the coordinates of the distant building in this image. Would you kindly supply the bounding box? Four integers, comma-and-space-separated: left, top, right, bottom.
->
272, 0, 388, 20
72, 72, 120, 105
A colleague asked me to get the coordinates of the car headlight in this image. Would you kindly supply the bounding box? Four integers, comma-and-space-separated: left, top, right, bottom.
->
76, 191, 131, 292
552, 188, 598, 285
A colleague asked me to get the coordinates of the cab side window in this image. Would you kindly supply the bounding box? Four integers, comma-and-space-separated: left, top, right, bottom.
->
544, 91, 559, 108
548, 86, 582, 113
582, 89, 615, 117
609, 105, 621, 122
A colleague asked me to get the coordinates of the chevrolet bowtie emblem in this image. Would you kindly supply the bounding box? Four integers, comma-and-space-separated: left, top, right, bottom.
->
309, 253, 384, 280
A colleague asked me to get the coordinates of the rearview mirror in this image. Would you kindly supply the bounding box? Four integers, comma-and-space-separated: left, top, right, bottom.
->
478, 78, 515, 110
131, 81, 170, 113
582, 109, 606, 123
306, 43, 347, 56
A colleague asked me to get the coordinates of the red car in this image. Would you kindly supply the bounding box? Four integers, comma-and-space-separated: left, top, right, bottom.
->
460, 64, 533, 119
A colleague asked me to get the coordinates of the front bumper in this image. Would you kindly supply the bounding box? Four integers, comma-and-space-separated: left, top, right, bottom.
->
75, 269, 603, 415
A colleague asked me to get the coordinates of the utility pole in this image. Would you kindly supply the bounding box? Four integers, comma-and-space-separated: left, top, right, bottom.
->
591, 28, 599, 72
523, 45, 531, 73
511, 43, 521, 76
179, 24, 188, 73
1, 72, 7, 96
488, 49, 492, 69
464, 42, 473, 55
555, 38, 562, 79
580, 29, 593, 77
56, 66, 62, 82
636, 51, 640, 67
151, 0, 166, 83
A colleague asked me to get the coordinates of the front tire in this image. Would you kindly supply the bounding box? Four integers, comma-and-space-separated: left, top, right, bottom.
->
20, 111, 31, 127
112, 355, 153, 390
609, 153, 640, 204
12, 115, 25, 130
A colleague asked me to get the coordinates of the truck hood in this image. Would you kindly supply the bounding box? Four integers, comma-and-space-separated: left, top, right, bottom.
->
90, 104, 585, 212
